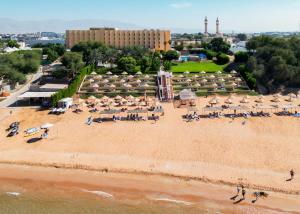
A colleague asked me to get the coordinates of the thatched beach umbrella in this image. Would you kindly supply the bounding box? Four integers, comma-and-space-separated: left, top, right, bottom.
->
255, 95, 264, 103
216, 71, 222, 74
179, 74, 184, 78
209, 75, 215, 79
230, 83, 237, 89
92, 83, 99, 89
200, 71, 206, 74
136, 71, 142, 75
218, 78, 225, 83
288, 93, 297, 99
136, 79, 142, 84
286, 97, 295, 102
115, 95, 123, 100
95, 75, 102, 80
120, 79, 126, 83
122, 71, 128, 75
106, 71, 113, 75
225, 98, 233, 104
236, 78, 242, 82
272, 97, 281, 103
184, 71, 190, 74
145, 75, 150, 79
201, 79, 208, 83
186, 79, 192, 83
88, 95, 97, 103
128, 75, 134, 79
240, 97, 249, 104
89, 79, 95, 83
212, 83, 218, 88
101, 96, 109, 102
91, 71, 97, 75
194, 74, 199, 78
110, 84, 116, 89
194, 83, 201, 88
142, 83, 150, 88
125, 84, 132, 89
209, 98, 219, 105
121, 98, 128, 104
102, 79, 109, 84
273, 94, 282, 99
231, 70, 237, 74
127, 95, 135, 101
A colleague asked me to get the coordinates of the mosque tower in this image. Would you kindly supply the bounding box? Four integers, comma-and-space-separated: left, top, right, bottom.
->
216, 17, 220, 35
204, 16, 208, 36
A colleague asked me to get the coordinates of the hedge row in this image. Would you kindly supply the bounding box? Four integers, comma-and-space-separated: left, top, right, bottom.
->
51, 66, 91, 106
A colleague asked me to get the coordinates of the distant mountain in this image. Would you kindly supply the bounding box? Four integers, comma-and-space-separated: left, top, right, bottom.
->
0, 18, 140, 33
0, 18, 231, 34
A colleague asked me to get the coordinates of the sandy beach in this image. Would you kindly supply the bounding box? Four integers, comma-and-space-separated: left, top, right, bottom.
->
0, 95, 300, 213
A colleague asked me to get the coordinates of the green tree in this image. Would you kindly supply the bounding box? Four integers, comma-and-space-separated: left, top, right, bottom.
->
163, 60, 172, 71
234, 52, 249, 63
117, 56, 137, 73
237, 34, 247, 41
140, 56, 151, 73
163, 50, 180, 61
61, 52, 84, 78
43, 48, 59, 62
7, 40, 20, 48
150, 54, 161, 72
210, 38, 230, 53
174, 44, 184, 51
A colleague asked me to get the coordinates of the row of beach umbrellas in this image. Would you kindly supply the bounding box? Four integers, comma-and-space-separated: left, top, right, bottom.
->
208, 93, 299, 105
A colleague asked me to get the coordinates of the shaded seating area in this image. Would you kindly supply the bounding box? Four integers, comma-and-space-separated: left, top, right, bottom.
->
94, 106, 164, 123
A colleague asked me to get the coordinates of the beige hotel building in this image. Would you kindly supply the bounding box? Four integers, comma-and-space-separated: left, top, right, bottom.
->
66, 28, 171, 51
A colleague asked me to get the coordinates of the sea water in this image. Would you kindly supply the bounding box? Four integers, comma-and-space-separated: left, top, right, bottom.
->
0, 182, 209, 214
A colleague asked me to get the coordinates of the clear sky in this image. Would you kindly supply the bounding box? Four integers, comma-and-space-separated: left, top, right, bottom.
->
1, 0, 300, 32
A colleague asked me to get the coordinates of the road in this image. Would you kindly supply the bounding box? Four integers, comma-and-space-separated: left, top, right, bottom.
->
0, 69, 43, 108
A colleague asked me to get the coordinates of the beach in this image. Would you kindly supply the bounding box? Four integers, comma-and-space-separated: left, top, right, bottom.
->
0, 96, 300, 213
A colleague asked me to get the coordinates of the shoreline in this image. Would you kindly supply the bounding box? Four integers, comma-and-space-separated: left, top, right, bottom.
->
0, 161, 299, 196
0, 164, 300, 213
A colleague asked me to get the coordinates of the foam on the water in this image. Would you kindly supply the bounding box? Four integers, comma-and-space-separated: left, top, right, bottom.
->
81, 189, 114, 198
149, 197, 193, 206
6, 192, 21, 197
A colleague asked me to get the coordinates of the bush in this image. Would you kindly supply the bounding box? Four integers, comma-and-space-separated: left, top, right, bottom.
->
215, 53, 230, 65
234, 52, 249, 63
51, 66, 91, 106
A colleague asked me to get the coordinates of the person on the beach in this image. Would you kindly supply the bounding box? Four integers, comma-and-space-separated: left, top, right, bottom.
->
236, 185, 241, 195
290, 169, 295, 180
242, 188, 246, 200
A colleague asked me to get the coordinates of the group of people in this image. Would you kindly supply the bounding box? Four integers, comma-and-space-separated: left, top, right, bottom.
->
232, 170, 295, 205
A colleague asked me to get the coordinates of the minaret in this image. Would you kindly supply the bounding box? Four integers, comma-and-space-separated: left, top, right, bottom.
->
204, 16, 208, 36
216, 17, 220, 35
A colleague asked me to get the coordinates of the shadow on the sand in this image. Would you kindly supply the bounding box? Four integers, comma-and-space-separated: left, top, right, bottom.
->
230, 195, 239, 201
233, 198, 244, 204
27, 137, 43, 144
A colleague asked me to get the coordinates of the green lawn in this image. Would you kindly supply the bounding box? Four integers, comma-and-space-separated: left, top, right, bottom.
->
171, 61, 227, 73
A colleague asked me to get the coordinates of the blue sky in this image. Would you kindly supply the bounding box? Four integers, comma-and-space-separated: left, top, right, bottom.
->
1, 0, 300, 32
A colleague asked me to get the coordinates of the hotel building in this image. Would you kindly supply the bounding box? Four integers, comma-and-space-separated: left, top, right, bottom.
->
66, 28, 171, 51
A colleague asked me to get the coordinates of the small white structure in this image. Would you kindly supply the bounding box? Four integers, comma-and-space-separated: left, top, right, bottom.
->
58, 97, 73, 108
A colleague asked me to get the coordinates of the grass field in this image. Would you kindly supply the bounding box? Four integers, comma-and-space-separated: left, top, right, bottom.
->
171, 61, 227, 73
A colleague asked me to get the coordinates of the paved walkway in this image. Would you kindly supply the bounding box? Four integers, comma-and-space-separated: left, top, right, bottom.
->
0, 70, 43, 108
